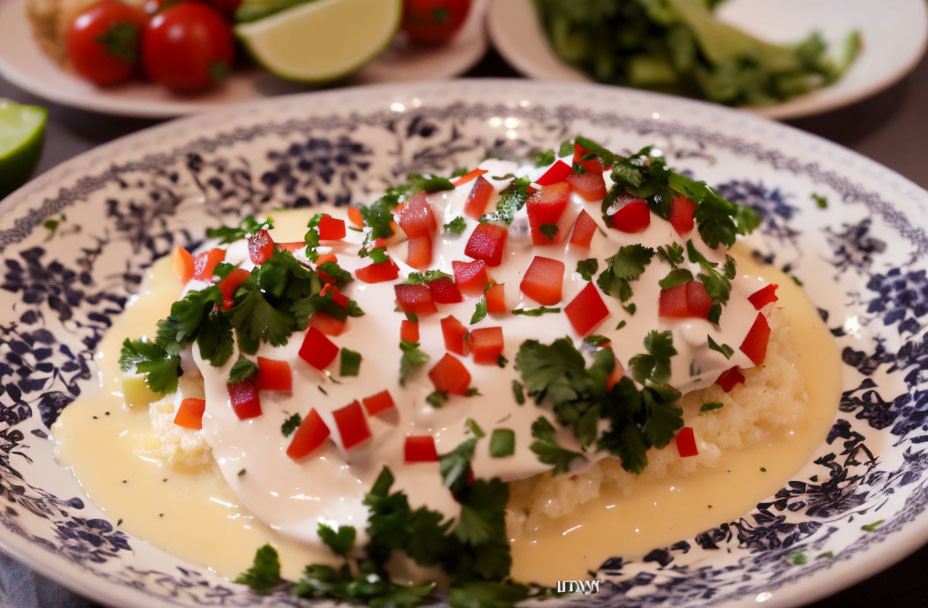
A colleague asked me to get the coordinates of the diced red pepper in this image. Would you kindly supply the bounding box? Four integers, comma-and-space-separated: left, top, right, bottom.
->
464, 222, 508, 267
675, 427, 698, 458
716, 366, 745, 392
173, 246, 194, 284
277, 241, 304, 252
348, 206, 364, 228
535, 160, 572, 186
470, 327, 503, 365
464, 176, 495, 219
748, 284, 779, 310
248, 230, 274, 266
355, 259, 400, 283
607, 356, 624, 390
485, 283, 506, 313
318, 214, 346, 241
298, 326, 339, 370
428, 353, 472, 395
315, 252, 338, 266
453, 259, 489, 295
218, 268, 250, 310
573, 143, 604, 173
309, 311, 346, 336
362, 390, 396, 416
227, 379, 262, 420
320, 283, 349, 309
193, 248, 226, 281
669, 196, 696, 236
740, 313, 771, 366
395, 283, 438, 315
527, 182, 570, 245
452, 168, 488, 187
406, 235, 433, 270
429, 276, 463, 304
332, 400, 371, 450
564, 282, 610, 336
174, 398, 205, 430
569, 209, 597, 248
400, 319, 419, 343
609, 198, 650, 233
440, 315, 469, 355
659, 281, 713, 320
405, 435, 439, 462
567, 170, 607, 202
398, 192, 437, 238
286, 408, 330, 460
520, 256, 565, 305
256, 357, 292, 393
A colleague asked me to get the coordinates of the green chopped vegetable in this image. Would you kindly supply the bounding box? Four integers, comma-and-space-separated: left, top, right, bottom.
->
339, 348, 362, 377
281, 413, 302, 437
489, 429, 516, 458
699, 402, 724, 413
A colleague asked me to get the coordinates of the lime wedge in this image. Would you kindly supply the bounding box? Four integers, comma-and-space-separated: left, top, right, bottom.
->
0, 100, 47, 199
235, 0, 402, 83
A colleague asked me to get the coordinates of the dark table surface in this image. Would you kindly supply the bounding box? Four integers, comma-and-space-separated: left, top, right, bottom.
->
0, 44, 926, 608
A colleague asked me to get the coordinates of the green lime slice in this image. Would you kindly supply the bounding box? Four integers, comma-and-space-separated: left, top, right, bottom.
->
235, 0, 402, 83
0, 100, 47, 199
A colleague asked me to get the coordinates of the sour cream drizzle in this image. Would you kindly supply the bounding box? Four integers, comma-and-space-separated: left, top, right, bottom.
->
179, 157, 772, 549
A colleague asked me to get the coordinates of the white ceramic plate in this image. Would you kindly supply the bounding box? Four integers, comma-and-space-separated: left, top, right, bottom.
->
487, 0, 928, 120
0, 0, 489, 118
0, 80, 927, 607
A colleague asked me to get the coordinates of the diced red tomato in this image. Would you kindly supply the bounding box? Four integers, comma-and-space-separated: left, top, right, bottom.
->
453, 259, 489, 295
464, 176, 494, 219
332, 400, 371, 450
607, 356, 624, 390
573, 143, 603, 173
748, 284, 779, 310
193, 248, 226, 281
675, 427, 698, 457
355, 259, 400, 283
248, 229, 274, 265
740, 313, 771, 366
320, 283, 349, 309
395, 284, 438, 315
569, 209, 597, 248
400, 319, 419, 343
535, 160, 572, 186
218, 268, 250, 310
485, 283, 506, 313
318, 214, 346, 241
405, 435, 439, 462
398, 192, 437, 238
429, 276, 463, 303
428, 353, 472, 395
440, 315, 469, 355
286, 408, 330, 460
659, 281, 713, 320
348, 206, 364, 228
715, 366, 745, 392
567, 170, 607, 202
309, 311, 346, 336
452, 168, 487, 187
407, 236, 433, 270
362, 390, 396, 416
564, 282, 610, 336
527, 182, 570, 245
174, 398, 205, 430
173, 246, 194, 284
609, 198, 650, 233
298, 327, 339, 370
256, 357, 292, 393
470, 327, 503, 364
278, 241, 304, 252
520, 256, 565, 305
315, 252, 338, 266
464, 223, 508, 266
227, 379, 261, 420
669, 196, 696, 236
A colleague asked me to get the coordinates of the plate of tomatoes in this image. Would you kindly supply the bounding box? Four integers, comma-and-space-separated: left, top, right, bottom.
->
0, 0, 487, 117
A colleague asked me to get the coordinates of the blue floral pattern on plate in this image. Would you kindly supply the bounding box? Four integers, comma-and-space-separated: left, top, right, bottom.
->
0, 81, 925, 607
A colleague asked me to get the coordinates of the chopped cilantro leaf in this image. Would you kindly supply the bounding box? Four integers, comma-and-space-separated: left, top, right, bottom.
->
558, 139, 574, 157
497, 354, 508, 367
533, 149, 556, 167
405, 270, 452, 284
426, 390, 447, 408
511, 380, 525, 405
616, 320, 627, 330
489, 429, 515, 458
118, 339, 180, 394
628, 330, 677, 385
707, 335, 734, 359
791, 553, 807, 565
317, 261, 353, 289
317, 523, 356, 557
448, 582, 530, 608
700, 402, 724, 414
817, 551, 835, 560
206, 216, 273, 244
450, 167, 468, 178
861, 520, 884, 532
583, 335, 610, 347
576, 258, 598, 281
658, 268, 694, 289
360, 194, 401, 240
511, 306, 560, 316
480, 177, 531, 225
539, 223, 559, 239
227, 275, 294, 354
574, 136, 617, 167
444, 216, 467, 234
812, 193, 828, 209
281, 413, 302, 437
597, 244, 654, 303
529, 417, 585, 475
656, 243, 685, 266
399, 340, 429, 386
466, 418, 485, 438
213, 262, 236, 280
234, 544, 281, 594
403, 173, 455, 195
228, 354, 258, 383
339, 348, 362, 377
471, 299, 488, 324
439, 437, 477, 491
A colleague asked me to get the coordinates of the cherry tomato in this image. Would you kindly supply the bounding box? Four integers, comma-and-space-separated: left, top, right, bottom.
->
203, 0, 242, 19
66, 1, 147, 86
142, 3, 235, 93
402, 0, 471, 44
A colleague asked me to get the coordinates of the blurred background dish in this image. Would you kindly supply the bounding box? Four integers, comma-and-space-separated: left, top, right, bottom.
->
0, 0, 489, 118
488, 0, 928, 120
